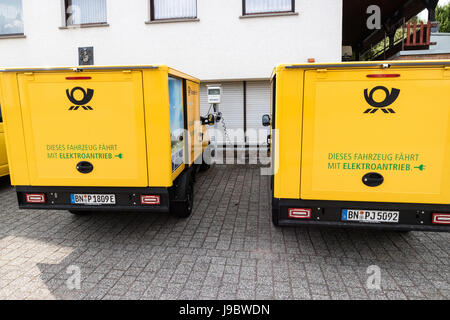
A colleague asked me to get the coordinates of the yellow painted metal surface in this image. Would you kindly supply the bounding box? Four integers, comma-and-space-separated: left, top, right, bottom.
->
186, 80, 202, 165
143, 67, 173, 187
0, 123, 9, 177
273, 61, 450, 205
0, 65, 204, 188
0, 72, 28, 184
273, 67, 304, 199
16, 71, 148, 187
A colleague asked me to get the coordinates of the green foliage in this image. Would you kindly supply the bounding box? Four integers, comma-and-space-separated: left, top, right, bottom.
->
436, 4, 450, 32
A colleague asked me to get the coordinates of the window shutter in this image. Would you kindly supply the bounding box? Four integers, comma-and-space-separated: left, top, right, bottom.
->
245, 0, 292, 14
67, 0, 107, 25
0, 0, 24, 35
153, 0, 197, 20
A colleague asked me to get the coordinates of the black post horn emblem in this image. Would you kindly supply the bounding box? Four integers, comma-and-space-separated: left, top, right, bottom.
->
364, 86, 400, 114
67, 87, 94, 111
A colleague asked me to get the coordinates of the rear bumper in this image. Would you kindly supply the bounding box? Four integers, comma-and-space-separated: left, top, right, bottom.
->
273, 198, 450, 232
16, 186, 170, 212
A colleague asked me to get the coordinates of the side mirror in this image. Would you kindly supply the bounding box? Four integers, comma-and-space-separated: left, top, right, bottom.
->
262, 114, 271, 127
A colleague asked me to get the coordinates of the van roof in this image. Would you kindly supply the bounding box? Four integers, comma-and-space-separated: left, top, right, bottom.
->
0, 65, 200, 83
272, 59, 450, 78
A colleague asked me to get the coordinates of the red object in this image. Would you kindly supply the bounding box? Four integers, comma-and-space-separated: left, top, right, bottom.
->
405, 21, 432, 47
65, 77, 92, 80
432, 213, 450, 225
140, 195, 161, 205
367, 74, 400, 78
307, 58, 315, 63
26, 194, 46, 204
288, 208, 311, 219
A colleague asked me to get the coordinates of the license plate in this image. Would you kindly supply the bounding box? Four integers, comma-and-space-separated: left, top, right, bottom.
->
70, 194, 116, 206
342, 209, 399, 224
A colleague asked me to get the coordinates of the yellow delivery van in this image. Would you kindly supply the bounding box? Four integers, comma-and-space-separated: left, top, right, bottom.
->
0, 105, 9, 177
0, 65, 211, 217
263, 60, 450, 232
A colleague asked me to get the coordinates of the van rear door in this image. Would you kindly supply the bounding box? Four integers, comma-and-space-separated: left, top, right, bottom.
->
300, 67, 450, 204
17, 71, 148, 187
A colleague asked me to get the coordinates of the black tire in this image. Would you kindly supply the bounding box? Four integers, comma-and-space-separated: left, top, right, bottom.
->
199, 162, 210, 172
271, 177, 279, 226
68, 210, 93, 215
272, 208, 280, 226
170, 171, 194, 218
199, 155, 211, 172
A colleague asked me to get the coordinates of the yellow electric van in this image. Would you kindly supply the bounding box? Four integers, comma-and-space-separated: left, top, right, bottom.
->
0, 65, 211, 217
264, 60, 450, 231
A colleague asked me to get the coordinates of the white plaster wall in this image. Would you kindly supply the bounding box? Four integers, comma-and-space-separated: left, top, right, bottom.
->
0, 0, 343, 80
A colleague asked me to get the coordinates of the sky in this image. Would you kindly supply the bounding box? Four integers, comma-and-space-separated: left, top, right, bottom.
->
418, 0, 450, 21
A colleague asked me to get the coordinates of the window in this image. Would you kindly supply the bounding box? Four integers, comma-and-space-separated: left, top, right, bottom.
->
168, 77, 184, 172
243, 0, 294, 15
150, 0, 197, 21
0, 0, 24, 36
65, 0, 107, 26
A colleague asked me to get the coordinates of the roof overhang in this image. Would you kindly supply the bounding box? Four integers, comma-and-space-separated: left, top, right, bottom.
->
343, 0, 426, 51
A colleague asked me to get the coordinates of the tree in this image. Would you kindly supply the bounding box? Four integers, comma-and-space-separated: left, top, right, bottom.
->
436, 3, 450, 32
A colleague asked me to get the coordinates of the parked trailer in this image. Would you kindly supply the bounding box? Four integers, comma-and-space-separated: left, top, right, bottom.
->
0, 65, 210, 217
264, 60, 450, 232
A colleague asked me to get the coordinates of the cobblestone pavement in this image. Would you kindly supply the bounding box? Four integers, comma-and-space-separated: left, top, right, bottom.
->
0, 165, 449, 300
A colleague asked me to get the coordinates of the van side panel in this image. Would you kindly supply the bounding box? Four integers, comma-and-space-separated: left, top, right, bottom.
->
186, 80, 201, 165
0, 124, 9, 177
0, 73, 30, 185
273, 68, 304, 199
143, 68, 173, 187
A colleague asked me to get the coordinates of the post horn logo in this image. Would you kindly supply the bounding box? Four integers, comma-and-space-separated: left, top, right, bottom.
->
364, 86, 400, 114
66, 87, 94, 111
188, 86, 198, 96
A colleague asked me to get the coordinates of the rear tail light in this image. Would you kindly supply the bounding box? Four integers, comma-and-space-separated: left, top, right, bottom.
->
366, 74, 400, 78
288, 208, 311, 219
432, 213, 450, 225
65, 77, 92, 80
26, 194, 46, 204
140, 195, 160, 205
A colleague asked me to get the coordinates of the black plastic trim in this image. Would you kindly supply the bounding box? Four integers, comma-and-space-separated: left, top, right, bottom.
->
2, 66, 159, 73
273, 197, 450, 232
285, 61, 450, 69
16, 186, 170, 212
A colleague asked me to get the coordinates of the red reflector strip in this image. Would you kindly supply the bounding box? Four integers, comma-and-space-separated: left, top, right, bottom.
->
65, 77, 92, 80
432, 213, 450, 225
288, 208, 311, 219
367, 74, 400, 78
140, 195, 160, 205
26, 194, 46, 203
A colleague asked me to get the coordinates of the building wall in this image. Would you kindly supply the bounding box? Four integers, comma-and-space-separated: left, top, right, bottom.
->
392, 33, 450, 61
0, 0, 343, 81
392, 53, 450, 60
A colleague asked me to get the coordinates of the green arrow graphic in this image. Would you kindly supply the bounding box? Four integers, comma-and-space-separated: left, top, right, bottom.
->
115, 153, 124, 159
414, 164, 426, 171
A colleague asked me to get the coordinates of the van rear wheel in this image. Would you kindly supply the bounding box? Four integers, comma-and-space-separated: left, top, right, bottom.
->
199, 157, 211, 172
272, 208, 280, 227
170, 170, 194, 218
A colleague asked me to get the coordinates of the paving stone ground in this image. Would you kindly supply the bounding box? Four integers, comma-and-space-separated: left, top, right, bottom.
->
0, 165, 448, 300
